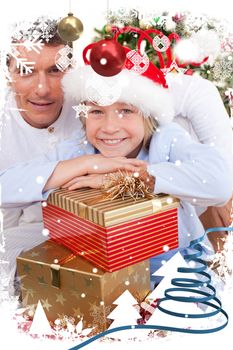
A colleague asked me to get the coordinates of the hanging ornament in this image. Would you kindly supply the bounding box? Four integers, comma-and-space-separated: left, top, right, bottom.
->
153, 35, 171, 53
125, 50, 149, 75
57, 13, 83, 42
104, 24, 113, 35
89, 38, 126, 77
55, 45, 76, 71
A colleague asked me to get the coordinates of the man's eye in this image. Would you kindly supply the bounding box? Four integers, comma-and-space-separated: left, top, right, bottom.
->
49, 66, 61, 73
17, 67, 32, 76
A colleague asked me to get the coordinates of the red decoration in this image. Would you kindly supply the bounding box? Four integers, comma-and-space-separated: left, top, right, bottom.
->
185, 69, 194, 75
89, 38, 126, 77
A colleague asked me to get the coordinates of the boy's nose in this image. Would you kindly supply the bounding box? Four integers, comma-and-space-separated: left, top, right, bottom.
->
102, 114, 121, 133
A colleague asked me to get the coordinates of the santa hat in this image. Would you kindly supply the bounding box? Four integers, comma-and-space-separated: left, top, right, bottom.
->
65, 25, 217, 126
63, 65, 175, 125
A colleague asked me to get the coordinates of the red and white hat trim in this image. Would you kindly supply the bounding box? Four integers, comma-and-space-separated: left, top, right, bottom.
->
62, 65, 175, 126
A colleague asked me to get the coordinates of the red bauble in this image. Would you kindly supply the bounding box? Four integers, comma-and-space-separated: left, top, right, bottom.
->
89, 39, 126, 77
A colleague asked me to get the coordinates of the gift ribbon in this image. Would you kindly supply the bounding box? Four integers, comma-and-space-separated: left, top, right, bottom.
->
50, 188, 179, 223
50, 251, 77, 288
68, 226, 233, 350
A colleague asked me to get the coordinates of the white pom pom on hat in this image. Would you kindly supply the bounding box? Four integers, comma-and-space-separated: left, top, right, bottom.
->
62, 65, 175, 126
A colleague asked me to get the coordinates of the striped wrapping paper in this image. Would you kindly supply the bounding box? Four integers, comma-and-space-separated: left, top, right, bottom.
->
43, 189, 179, 272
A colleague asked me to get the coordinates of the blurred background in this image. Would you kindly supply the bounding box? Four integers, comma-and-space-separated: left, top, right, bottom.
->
0, 0, 232, 117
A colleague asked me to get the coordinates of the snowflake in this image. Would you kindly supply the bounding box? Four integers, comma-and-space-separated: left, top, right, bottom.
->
0, 41, 44, 87
35, 17, 58, 43
222, 34, 233, 53
11, 17, 58, 43
209, 233, 233, 283
106, 8, 141, 27
213, 56, 233, 80
0, 17, 58, 84
89, 303, 111, 330
185, 14, 212, 33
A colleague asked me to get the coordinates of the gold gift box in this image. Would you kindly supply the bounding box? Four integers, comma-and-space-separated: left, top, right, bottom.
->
47, 188, 179, 227
17, 240, 150, 331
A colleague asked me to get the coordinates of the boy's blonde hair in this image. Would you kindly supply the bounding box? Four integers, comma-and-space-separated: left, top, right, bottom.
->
143, 115, 158, 151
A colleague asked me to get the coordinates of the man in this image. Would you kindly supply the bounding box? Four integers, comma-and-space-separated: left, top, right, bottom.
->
0, 18, 83, 294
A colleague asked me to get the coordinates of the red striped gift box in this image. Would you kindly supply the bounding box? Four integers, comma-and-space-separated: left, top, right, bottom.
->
42, 189, 179, 272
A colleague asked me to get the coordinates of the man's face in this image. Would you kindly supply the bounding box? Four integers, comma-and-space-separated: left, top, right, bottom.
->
85, 102, 145, 158
8, 44, 65, 128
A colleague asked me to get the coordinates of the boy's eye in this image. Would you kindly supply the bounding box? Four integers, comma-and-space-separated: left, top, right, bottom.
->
89, 109, 103, 115
122, 108, 133, 113
117, 108, 134, 116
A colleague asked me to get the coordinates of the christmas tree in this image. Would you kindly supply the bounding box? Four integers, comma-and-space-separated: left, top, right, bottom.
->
29, 300, 53, 336
93, 9, 233, 115
107, 289, 140, 329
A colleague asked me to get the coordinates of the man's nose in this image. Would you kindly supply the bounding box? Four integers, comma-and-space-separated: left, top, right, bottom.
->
35, 73, 50, 96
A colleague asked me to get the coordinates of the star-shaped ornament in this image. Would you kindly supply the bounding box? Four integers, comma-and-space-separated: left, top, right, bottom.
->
72, 103, 91, 119
161, 60, 186, 76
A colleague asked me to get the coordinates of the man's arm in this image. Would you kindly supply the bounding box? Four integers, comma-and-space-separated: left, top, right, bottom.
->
148, 123, 232, 207
170, 74, 233, 174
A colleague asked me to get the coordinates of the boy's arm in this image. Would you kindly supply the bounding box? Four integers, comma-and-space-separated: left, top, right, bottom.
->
1, 145, 145, 206
44, 155, 146, 191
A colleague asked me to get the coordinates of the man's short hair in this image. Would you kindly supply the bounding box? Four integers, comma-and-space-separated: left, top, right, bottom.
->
7, 17, 68, 66
11, 17, 67, 45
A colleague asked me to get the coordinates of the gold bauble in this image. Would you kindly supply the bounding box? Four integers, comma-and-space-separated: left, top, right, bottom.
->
105, 24, 112, 34
58, 12, 84, 42
139, 19, 152, 30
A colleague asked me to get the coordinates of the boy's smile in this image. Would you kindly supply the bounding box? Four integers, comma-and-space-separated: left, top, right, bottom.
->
85, 102, 145, 158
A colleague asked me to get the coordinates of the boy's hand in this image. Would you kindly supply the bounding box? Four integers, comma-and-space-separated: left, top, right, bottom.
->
62, 174, 104, 190
62, 168, 155, 192
84, 154, 147, 174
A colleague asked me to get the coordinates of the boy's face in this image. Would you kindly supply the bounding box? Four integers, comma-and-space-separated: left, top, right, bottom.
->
85, 102, 145, 158
8, 44, 65, 128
